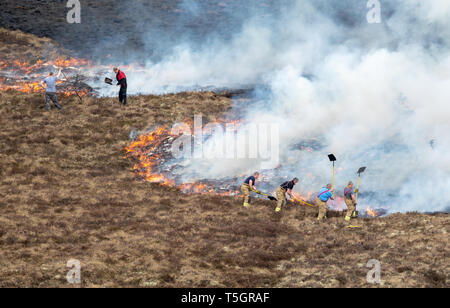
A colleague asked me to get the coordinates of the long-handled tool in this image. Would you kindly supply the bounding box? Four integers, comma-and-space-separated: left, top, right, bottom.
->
356, 167, 366, 203
295, 199, 316, 208
105, 77, 114, 85
253, 189, 277, 201
346, 225, 362, 229
290, 192, 316, 207
328, 154, 337, 198
353, 167, 366, 217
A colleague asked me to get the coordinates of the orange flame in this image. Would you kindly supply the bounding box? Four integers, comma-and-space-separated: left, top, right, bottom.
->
366, 206, 378, 217
291, 191, 316, 207
125, 126, 174, 185
124, 122, 243, 196
0, 56, 92, 96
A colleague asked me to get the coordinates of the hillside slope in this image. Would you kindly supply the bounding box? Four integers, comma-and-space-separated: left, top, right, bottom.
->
0, 91, 448, 288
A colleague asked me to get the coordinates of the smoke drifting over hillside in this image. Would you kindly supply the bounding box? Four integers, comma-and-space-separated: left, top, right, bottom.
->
110, 1, 450, 213
112, 0, 450, 213
121, 1, 449, 91
2, 1, 449, 212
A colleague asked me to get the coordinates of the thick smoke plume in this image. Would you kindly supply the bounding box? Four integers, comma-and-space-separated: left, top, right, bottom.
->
108, 1, 450, 213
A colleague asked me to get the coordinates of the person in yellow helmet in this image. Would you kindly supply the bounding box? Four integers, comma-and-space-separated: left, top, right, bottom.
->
241, 172, 259, 208
344, 181, 357, 221
275, 178, 299, 212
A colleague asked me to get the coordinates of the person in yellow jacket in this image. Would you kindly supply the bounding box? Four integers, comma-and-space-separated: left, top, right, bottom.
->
344, 181, 357, 221
241, 172, 259, 208
275, 178, 299, 212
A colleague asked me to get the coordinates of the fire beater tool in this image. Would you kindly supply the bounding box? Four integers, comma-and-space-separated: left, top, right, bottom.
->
328, 154, 337, 198
354, 166, 366, 217
355, 167, 366, 203
252, 189, 277, 201
105, 77, 113, 85
294, 199, 316, 208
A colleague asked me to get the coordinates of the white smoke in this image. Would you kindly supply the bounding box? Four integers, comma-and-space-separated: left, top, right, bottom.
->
120, 0, 450, 213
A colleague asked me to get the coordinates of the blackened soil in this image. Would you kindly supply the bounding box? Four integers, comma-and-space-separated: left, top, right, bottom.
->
0, 0, 281, 61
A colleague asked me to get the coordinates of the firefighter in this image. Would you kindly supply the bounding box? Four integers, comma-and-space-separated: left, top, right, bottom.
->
344, 181, 357, 221
275, 178, 299, 213
113, 67, 127, 105
316, 184, 334, 220
241, 172, 260, 208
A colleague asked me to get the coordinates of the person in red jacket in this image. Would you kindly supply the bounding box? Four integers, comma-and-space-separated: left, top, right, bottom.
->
113, 67, 127, 105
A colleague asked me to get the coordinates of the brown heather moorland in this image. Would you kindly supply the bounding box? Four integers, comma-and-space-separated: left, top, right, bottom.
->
0, 89, 448, 288
0, 26, 448, 288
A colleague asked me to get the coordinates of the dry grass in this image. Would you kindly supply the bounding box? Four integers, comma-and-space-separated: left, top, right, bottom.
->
0, 27, 67, 63
0, 90, 448, 288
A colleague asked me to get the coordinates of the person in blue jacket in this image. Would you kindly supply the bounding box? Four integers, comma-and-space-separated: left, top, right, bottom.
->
316, 184, 334, 220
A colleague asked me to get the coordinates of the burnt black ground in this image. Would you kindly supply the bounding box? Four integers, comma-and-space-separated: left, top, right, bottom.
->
0, 0, 282, 61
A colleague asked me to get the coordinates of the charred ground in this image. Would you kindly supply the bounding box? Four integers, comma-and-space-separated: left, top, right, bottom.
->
0, 0, 282, 61
0, 89, 448, 288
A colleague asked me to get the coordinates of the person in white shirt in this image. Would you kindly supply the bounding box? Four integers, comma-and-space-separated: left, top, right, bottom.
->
40, 68, 63, 111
